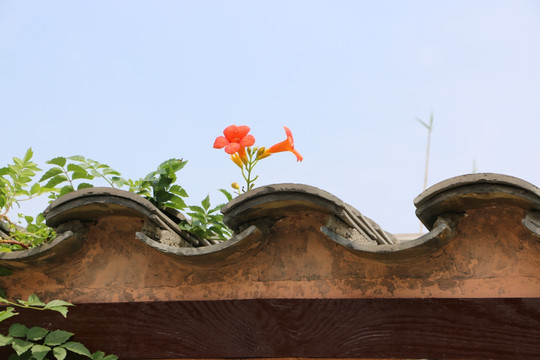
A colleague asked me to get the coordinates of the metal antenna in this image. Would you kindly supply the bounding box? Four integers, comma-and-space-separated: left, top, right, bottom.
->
416, 112, 434, 233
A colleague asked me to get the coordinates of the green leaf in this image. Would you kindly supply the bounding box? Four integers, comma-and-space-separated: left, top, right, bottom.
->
35, 213, 46, 224
0, 333, 14, 346
67, 155, 85, 162
9, 324, 29, 338
45, 306, 69, 318
0, 307, 18, 323
46, 157, 67, 167
0, 166, 12, 176
18, 171, 33, 181
71, 172, 93, 180
158, 175, 173, 190
166, 196, 187, 210
44, 300, 73, 309
61, 341, 92, 357
52, 346, 67, 360
190, 213, 206, 223
12, 157, 23, 167
90, 169, 101, 178
58, 185, 75, 197
39, 168, 63, 182
201, 195, 211, 211
20, 169, 37, 177
110, 177, 128, 188
102, 168, 121, 176
26, 326, 49, 341
188, 205, 205, 214
22, 148, 33, 163
66, 164, 86, 173
92, 351, 105, 360
43, 175, 68, 189
29, 183, 44, 196
169, 185, 188, 197
77, 183, 94, 190
12, 338, 33, 355
44, 330, 73, 346
26, 294, 46, 307
92, 352, 119, 360
219, 188, 233, 202
31, 344, 51, 360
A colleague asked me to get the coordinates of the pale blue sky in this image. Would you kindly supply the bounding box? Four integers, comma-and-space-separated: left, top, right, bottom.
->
1, 1, 539, 233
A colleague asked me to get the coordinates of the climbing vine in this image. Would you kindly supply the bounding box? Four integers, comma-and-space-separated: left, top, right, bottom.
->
0, 292, 117, 360
0, 151, 231, 251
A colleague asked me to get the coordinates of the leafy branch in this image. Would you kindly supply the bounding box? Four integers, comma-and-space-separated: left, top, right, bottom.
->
0, 294, 117, 360
1, 214, 56, 251
0, 149, 53, 251
1, 150, 234, 249
39, 156, 126, 200
129, 159, 188, 211
179, 189, 233, 242
0, 294, 72, 319
0, 149, 47, 223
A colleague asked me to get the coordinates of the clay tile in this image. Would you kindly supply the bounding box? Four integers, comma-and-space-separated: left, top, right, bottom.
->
43, 187, 199, 246
414, 173, 540, 229
222, 183, 396, 246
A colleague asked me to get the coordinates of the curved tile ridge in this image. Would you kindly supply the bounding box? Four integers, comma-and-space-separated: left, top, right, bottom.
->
43, 187, 202, 246
135, 225, 263, 261
221, 183, 396, 245
322, 214, 458, 258
523, 211, 540, 238
414, 173, 540, 229
0, 230, 76, 268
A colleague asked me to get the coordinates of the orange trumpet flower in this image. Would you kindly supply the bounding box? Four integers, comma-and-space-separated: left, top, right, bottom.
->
213, 125, 255, 155
266, 126, 303, 162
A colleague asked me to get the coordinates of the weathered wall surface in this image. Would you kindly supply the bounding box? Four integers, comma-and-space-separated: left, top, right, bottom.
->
0, 174, 539, 359
1, 205, 538, 303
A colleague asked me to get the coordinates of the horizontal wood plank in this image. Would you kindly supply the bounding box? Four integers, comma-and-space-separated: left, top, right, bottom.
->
0, 298, 539, 359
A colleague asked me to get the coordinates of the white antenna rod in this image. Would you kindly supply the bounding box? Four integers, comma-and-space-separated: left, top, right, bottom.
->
416, 112, 434, 233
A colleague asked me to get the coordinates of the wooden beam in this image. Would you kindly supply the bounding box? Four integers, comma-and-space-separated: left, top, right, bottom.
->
1, 298, 539, 359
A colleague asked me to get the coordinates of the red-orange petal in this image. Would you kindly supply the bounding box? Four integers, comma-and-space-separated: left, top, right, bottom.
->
292, 149, 303, 162
236, 125, 251, 138
224, 143, 240, 154
267, 126, 302, 161
223, 125, 251, 143
213, 136, 229, 149
283, 126, 293, 141
223, 125, 237, 142
239, 134, 255, 147
268, 139, 291, 153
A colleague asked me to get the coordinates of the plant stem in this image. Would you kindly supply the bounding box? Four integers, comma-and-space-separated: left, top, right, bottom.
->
241, 151, 261, 192
0, 238, 29, 249
61, 166, 75, 189
0, 298, 46, 310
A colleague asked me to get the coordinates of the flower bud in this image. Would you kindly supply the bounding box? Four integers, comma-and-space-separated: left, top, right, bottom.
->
231, 182, 240, 190
240, 153, 249, 165
256, 147, 266, 158
238, 147, 249, 165
230, 154, 243, 168
257, 149, 272, 160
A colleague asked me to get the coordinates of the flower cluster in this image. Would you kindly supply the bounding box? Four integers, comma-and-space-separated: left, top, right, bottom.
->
214, 125, 302, 193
